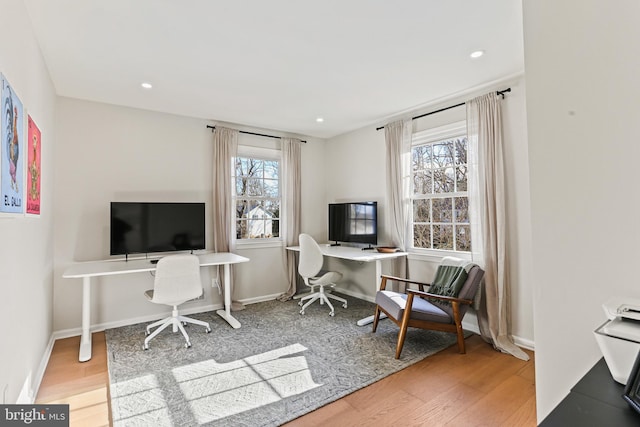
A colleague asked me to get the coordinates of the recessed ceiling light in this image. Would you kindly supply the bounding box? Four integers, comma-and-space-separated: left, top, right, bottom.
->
141, 82, 153, 89
470, 50, 485, 59
316, 117, 324, 123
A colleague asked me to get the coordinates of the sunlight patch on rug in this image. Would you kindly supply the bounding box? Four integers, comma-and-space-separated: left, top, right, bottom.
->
172, 344, 321, 423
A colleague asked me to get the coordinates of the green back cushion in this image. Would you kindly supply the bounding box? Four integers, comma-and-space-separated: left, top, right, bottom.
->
429, 265, 468, 298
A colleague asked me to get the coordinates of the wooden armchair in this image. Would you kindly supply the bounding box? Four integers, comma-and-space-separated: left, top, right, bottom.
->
372, 265, 484, 359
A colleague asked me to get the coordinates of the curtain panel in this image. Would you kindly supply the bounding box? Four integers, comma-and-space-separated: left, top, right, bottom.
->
384, 119, 412, 280
278, 138, 302, 301
212, 126, 244, 311
467, 93, 529, 361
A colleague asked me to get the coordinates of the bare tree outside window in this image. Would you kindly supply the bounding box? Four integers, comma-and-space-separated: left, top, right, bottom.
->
233, 156, 280, 239
411, 135, 470, 252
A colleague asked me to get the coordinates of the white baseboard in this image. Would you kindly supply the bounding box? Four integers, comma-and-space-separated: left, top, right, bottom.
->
462, 319, 535, 352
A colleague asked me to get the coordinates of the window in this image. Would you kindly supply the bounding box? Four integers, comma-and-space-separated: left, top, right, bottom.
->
411, 122, 470, 252
233, 148, 280, 240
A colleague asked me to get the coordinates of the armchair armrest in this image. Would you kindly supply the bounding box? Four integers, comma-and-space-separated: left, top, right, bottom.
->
379, 274, 431, 292
379, 275, 472, 305
406, 288, 473, 306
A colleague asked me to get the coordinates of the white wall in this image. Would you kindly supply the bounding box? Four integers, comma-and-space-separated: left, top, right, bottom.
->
0, 0, 57, 403
323, 76, 534, 346
523, 0, 640, 421
53, 98, 325, 333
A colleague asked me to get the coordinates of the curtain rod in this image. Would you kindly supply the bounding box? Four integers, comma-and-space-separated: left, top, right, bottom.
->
206, 125, 307, 143
375, 88, 511, 131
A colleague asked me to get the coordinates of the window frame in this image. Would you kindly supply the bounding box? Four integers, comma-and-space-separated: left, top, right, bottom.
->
409, 121, 472, 259
233, 145, 283, 249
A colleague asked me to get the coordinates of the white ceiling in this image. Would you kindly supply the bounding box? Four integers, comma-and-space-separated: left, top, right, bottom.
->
23, 0, 524, 139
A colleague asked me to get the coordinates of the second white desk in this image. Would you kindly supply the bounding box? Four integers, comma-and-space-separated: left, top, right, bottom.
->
286, 244, 407, 325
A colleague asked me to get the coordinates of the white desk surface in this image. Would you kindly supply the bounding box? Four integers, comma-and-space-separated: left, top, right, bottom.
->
63, 252, 250, 278
286, 244, 407, 262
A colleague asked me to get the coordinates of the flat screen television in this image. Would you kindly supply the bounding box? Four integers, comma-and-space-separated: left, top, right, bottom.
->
110, 202, 205, 256
328, 201, 377, 247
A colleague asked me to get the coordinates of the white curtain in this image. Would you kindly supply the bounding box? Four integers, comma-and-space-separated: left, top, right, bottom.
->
277, 137, 302, 301
384, 119, 412, 285
467, 93, 529, 361
212, 126, 244, 311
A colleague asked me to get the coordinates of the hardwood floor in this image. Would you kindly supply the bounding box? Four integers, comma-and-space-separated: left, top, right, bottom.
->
36, 332, 535, 426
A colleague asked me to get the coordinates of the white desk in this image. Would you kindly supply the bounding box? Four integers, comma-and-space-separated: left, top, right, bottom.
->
62, 252, 249, 362
286, 244, 407, 325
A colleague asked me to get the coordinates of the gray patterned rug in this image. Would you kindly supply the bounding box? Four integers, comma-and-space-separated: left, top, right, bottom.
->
105, 294, 462, 426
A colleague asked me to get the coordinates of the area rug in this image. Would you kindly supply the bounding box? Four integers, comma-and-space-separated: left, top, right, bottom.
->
105, 294, 461, 426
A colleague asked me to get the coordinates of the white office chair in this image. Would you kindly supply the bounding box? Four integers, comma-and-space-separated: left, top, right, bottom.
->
143, 254, 211, 350
297, 233, 347, 316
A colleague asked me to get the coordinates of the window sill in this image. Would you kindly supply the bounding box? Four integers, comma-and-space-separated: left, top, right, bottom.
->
235, 239, 284, 250
407, 249, 472, 263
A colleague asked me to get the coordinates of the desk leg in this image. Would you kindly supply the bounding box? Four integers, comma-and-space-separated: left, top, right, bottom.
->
216, 263, 241, 329
79, 277, 93, 362
356, 259, 387, 327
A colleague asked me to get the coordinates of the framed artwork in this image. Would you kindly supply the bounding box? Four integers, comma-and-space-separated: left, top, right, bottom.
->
0, 73, 25, 215
27, 115, 41, 215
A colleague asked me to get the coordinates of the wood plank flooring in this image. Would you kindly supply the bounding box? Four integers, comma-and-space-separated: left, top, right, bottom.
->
36, 332, 535, 426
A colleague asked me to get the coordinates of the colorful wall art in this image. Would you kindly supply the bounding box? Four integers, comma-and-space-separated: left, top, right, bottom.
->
1, 73, 25, 214
27, 115, 41, 215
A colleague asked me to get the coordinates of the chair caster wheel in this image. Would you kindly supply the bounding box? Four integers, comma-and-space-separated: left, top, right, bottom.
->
145, 330, 150, 336
329, 312, 335, 317
206, 327, 211, 333
298, 301, 303, 306
299, 310, 305, 315
185, 342, 191, 349
143, 344, 149, 350
343, 304, 348, 309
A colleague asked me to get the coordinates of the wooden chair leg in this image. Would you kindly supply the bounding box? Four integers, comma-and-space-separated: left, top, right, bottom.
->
372, 306, 381, 332
455, 325, 466, 354
395, 324, 409, 359
395, 293, 415, 359
452, 302, 466, 354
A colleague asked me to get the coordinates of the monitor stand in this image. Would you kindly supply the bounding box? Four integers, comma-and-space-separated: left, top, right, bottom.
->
361, 244, 375, 251
330, 241, 341, 247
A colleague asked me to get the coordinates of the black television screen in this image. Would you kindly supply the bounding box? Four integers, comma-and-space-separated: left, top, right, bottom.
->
328, 201, 377, 246
110, 202, 205, 256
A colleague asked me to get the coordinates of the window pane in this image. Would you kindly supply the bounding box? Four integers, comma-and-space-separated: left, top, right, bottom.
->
455, 137, 468, 165
433, 224, 453, 250
237, 178, 262, 196
236, 219, 248, 239
412, 145, 432, 170
456, 166, 467, 191
433, 168, 455, 193
432, 198, 452, 222
456, 225, 471, 251
413, 199, 430, 222
455, 197, 469, 223
264, 160, 279, 179
413, 170, 433, 195
235, 199, 250, 220
236, 157, 264, 177
264, 199, 280, 219
432, 142, 454, 167
413, 224, 431, 249
264, 178, 279, 197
